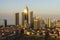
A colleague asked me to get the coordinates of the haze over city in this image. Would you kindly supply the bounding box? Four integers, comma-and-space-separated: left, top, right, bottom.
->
0, 0, 60, 40
0, 0, 60, 25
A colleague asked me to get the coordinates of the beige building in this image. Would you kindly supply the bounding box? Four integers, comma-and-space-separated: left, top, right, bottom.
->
34, 16, 41, 29
34, 19, 38, 30
44, 18, 51, 27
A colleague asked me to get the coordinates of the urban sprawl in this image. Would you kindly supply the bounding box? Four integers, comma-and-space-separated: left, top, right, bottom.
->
0, 6, 60, 40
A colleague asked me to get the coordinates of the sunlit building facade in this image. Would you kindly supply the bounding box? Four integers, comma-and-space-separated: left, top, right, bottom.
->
44, 18, 51, 27
34, 16, 41, 30
34, 19, 38, 30
22, 6, 29, 26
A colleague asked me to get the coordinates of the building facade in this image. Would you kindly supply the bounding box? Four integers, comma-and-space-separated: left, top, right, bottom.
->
15, 13, 19, 25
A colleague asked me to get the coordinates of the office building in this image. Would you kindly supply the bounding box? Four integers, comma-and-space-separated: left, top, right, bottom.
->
24, 20, 28, 28
22, 6, 29, 26
34, 16, 41, 30
55, 19, 60, 27
30, 11, 33, 28
15, 13, 19, 25
52, 19, 57, 27
24, 6, 29, 23
4, 19, 7, 27
22, 12, 24, 25
34, 19, 38, 30
44, 18, 51, 27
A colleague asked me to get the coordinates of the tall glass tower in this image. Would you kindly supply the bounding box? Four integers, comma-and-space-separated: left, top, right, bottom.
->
22, 6, 29, 25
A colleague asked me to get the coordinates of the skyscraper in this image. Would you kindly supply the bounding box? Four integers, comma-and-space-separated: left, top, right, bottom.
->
22, 6, 29, 26
4, 19, 7, 27
44, 18, 51, 27
34, 16, 41, 30
30, 11, 33, 28
24, 6, 29, 23
34, 19, 38, 30
15, 13, 19, 26
24, 20, 28, 28
22, 12, 25, 25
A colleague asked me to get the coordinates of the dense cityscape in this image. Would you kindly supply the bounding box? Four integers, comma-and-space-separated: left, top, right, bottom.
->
0, 6, 60, 40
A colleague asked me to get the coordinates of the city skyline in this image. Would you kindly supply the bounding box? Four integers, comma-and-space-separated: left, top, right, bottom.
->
0, 0, 60, 25
0, 0, 60, 40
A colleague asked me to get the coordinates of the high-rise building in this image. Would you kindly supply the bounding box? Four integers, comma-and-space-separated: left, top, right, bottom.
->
24, 6, 29, 23
44, 18, 51, 27
24, 20, 28, 28
30, 11, 33, 28
40, 20, 45, 28
15, 13, 19, 25
22, 12, 25, 25
34, 16, 41, 30
52, 19, 57, 27
54, 19, 60, 27
34, 19, 38, 30
4, 19, 7, 27
22, 6, 29, 25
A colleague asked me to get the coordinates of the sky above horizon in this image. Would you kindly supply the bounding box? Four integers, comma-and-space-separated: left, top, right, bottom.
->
0, 0, 60, 25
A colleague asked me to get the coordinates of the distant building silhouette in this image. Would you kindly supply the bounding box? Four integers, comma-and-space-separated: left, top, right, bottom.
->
15, 13, 19, 25
4, 19, 7, 27
22, 12, 24, 25
30, 11, 34, 28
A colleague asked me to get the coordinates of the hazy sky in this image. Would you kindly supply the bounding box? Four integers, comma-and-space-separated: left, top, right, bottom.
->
0, 0, 60, 25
